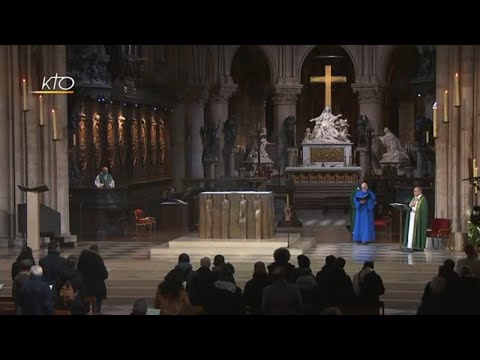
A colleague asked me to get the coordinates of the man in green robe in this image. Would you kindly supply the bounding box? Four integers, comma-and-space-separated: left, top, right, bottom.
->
402, 186, 428, 251
95, 167, 115, 189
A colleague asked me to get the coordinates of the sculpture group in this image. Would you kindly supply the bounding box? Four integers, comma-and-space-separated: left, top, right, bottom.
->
303, 106, 351, 144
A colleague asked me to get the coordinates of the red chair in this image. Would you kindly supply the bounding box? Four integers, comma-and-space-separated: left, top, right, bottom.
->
427, 218, 452, 250
134, 209, 156, 238
374, 206, 392, 241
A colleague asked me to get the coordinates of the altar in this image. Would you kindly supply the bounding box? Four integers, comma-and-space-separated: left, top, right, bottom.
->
198, 191, 275, 240
302, 143, 353, 167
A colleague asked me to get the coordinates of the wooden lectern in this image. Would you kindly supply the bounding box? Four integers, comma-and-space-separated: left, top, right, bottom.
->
17, 185, 49, 251
389, 202, 412, 249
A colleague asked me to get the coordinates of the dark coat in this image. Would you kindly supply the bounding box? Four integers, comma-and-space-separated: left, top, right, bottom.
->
243, 273, 270, 315
187, 267, 217, 306
39, 250, 66, 284
203, 281, 243, 315
17, 275, 54, 315
77, 250, 108, 299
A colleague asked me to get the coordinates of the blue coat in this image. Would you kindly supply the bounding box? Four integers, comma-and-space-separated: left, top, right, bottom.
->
353, 190, 376, 243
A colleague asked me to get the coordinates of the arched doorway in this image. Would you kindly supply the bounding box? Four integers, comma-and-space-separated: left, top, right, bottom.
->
229, 46, 273, 147
298, 45, 356, 145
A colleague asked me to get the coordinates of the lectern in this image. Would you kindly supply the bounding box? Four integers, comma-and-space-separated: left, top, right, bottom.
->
389, 202, 412, 249
17, 185, 49, 251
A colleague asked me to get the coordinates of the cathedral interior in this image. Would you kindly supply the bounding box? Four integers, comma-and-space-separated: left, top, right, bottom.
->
1, 45, 480, 315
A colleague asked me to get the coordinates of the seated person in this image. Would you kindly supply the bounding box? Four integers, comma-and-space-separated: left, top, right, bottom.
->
95, 167, 115, 189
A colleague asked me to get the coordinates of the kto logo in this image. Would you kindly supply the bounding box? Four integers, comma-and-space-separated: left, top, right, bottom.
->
32, 73, 75, 94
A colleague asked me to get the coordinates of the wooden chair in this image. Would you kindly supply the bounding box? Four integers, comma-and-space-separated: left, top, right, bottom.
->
427, 218, 452, 250
134, 209, 156, 238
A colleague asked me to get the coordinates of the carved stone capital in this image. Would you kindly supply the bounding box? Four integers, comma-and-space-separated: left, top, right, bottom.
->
272, 85, 303, 105
352, 83, 387, 104
210, 83, 238, 103
185, 86, 209, 106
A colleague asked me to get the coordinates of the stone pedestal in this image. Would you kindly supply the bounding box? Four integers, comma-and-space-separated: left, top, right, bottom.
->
203, 163, 217, 179
243, 158, 274, 175
357, 147, 369, 179
379, 160, 410, 176
26, 191, 41, 251
301, 142, 352, 167
287, 147, 298, 167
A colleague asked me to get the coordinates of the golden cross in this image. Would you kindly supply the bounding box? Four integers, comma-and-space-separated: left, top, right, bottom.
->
310, 65, 347, 108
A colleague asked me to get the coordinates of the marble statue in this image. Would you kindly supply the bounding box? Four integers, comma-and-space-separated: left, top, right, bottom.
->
221, 194, 230, 239
239, 194, 247, 239
205, 194, 213, 239
248, 128, 272, 161
254, 194, 262, 239
304, 106, 351, 144
378, 127, 409, 162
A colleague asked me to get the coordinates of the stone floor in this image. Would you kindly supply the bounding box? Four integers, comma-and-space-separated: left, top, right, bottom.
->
0, 210, 464, 315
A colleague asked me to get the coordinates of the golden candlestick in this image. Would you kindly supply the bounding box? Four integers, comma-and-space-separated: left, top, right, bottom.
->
432, 102, 438, 138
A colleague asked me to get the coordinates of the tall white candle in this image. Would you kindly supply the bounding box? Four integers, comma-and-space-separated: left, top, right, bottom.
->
52, 109, 58, 140
454, 73, 460, 107
22, 78, 27, 110
443, 90, 448, 123
39, 95, 44, 125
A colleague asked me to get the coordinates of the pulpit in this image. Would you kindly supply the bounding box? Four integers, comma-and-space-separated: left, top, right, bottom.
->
17, 185, 50, 251
198, 191, 275, 239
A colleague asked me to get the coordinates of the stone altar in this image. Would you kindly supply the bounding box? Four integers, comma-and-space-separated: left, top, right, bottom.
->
302, 143, 353, 167
198, 191, 275, 240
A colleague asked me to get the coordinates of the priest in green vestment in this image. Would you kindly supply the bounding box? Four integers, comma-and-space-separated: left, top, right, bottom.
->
95, 167, 116, 189
402, 186, 428, 251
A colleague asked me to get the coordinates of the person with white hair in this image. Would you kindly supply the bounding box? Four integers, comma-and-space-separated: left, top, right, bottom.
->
17, 265, 54, 315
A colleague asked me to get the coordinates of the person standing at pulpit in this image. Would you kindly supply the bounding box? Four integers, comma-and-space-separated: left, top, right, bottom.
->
353, 182, 376, 245
403, 186, 428, 251
95, 167, 115, 189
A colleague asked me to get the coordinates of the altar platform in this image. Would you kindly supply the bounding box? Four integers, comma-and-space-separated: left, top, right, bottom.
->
285, 166, 362, 210
150, 232, 315, 260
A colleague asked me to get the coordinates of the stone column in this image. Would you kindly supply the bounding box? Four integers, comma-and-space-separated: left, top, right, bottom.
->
434, 46, 449, 220
398, 94, 416, 143
415, 148, 425, 178
460, 45, 475, 233
271, 85, 302, 172
171, 101, 186, 191
187, 87, 209, 179
208, 82, 238, 177
352, 84, 387, 170
51, 45, 71, 237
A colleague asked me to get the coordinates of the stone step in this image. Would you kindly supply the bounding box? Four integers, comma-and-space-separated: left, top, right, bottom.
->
383, 299, 421, 311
